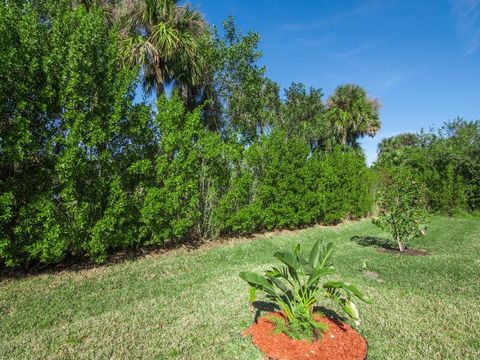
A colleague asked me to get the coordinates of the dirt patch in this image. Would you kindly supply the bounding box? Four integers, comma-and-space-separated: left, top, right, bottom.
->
377, 247, 430, 256
243, 313, 367, 360
363, 271, 380, 280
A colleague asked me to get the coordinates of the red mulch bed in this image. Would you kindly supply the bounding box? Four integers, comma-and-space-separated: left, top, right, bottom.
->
243, 313, 367, 360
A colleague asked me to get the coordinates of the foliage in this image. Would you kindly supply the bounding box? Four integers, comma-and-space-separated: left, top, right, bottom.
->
117, 0, 209, 100
376, 119, 479, 212
264, 313, 328, 341
373, 167, 428, 251
239, 239, 370, 341
276, 83, 325, 149
205, 17, 280, 139
139, 95, 231, 243
314, 147, 373, 224
0, 0, 140, 266
0, 1, 376, 267
215, 140, 373, 235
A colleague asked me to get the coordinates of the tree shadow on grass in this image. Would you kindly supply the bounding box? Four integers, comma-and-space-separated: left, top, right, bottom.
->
350, 235, 396, 250
351, 236, 431, 256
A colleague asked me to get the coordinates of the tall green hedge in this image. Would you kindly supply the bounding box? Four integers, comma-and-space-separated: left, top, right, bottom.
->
0, 1, 374, 267
214, 134, 372, 234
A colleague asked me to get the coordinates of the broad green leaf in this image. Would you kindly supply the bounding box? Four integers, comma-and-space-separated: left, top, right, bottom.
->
239, 271, 277, 297
270, 277, 289, 294
274, 250, 299, 270
307, 266, 334, 287
299, 255, 313, 274
294, 243, 301, 255
308, 239, 322, 268
323, 280, 370, 303
249, 287, 256, 303
319, 242, 334, 269
343, 300, 360, 320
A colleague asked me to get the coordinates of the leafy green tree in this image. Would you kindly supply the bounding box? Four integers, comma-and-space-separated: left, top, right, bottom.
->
139, 94, 232, 243
426, 163, 467, 215
377, 133, 420, 156
277, 83, 326, 150
325, 84, 381, 147
140, 95, 202, 243
0, 0, 142, 265
315, 147, 373, 223
205, 17, 280, 141
373, 167, 428, 252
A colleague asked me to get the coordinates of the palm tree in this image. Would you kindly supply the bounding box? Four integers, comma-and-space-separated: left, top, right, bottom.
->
325, 84, 381, 147
117, 0, 209, 99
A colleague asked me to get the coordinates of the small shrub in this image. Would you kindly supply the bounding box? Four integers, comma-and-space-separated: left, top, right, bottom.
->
239, 240, 369, 341
373, 167, 428, 251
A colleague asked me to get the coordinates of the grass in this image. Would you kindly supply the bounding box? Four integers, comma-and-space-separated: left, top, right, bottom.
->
1, 214, 480, 359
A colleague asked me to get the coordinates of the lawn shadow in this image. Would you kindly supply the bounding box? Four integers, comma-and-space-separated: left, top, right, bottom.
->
0, 238, 206, 281
350, 235, 396, 250
351, 235, 431, 256
313, 305, 347, 323
252, 301, 279, 323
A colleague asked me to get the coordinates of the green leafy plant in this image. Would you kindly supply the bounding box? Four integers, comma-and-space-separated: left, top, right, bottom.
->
239, 239, 370, 341
373, 167, 428, 252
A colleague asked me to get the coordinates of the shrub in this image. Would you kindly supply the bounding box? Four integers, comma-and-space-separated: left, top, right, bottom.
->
0, 1, 376, 268
376, 119, 480, 212
239, 239, 369, 341
424, 163, 467, 215
373, 167, 428, 251
315, 147, 373, 224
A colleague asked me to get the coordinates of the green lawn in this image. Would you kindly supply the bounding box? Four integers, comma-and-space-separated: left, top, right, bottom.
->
1, 215, 480, 359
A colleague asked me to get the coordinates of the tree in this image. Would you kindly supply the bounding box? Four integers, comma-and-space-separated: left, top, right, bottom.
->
0, 0, 142, 265
118, 0, 208, 99
378, 133, 420, 155
204, 17, 280, 140
325, 84, 381, 147
373, 167, 428, 252
375, 119, 479, 210
277, 83, 326, 150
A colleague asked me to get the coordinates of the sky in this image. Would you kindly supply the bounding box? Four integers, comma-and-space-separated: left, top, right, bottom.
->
195, 0, 480, 164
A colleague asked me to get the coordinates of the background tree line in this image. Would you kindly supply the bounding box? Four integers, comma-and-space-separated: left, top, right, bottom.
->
375, 119, 480, 215
1, 0, 476, 268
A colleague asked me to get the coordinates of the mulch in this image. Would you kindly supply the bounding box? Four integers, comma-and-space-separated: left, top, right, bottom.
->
243, 312, 367, 360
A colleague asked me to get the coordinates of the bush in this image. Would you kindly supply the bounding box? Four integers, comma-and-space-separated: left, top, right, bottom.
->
315, 147, 373, 224
216, 141, 373, 235
0, 1, 141, 265
373, 167, 428, 251
240, 239, 369, 341
376, 119, 479, 212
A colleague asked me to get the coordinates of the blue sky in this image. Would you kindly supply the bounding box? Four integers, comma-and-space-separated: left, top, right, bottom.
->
196, 0, 480, 164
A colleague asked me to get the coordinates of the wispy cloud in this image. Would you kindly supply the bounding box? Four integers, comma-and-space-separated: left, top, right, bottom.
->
450, 0, 480, 54
377, 72, 405, 91
332, 37, 387, 59
277, 0, 392, 33
294, 35, 335, 48
374, 65, 427, 92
